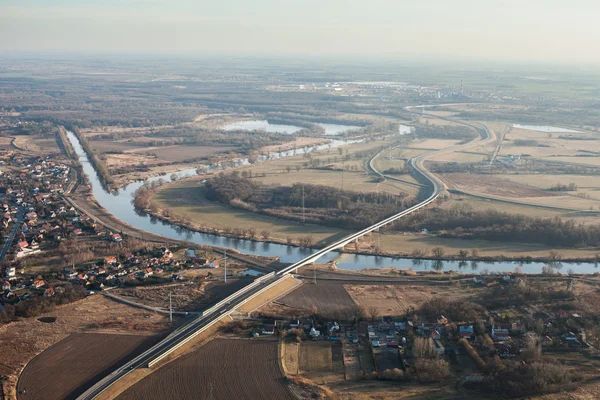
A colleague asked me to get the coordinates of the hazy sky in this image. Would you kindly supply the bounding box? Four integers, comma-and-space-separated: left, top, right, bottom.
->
1, 0, 599, 65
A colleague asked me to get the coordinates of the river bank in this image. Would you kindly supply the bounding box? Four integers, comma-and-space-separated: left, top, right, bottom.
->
64, 129, 600, 274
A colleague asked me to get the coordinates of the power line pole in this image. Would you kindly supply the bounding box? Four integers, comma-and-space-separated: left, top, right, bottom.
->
224, 249, 227, 283
169, 291, 173, 323
302, 185, 305, 224
313, 264, 317, 284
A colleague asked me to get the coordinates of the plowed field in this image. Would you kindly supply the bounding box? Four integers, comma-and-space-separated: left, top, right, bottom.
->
117, 338, 294, 400
279, 283, 355, 317
17, 333, 160, 400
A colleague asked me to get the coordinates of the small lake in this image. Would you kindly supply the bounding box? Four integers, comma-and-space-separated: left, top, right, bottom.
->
222, 120, 303, 134
513, 124, 581, 133
316, 123, 361, 136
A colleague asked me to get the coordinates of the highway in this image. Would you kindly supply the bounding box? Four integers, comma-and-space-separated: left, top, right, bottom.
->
78, 113, 491, 400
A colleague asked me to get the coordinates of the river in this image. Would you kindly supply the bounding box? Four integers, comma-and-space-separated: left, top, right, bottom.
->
66, 131, 599, 274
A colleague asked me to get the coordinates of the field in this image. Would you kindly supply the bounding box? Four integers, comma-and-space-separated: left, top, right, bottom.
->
151, 182, 348, 245
440, 173, 556, 198
116, 338, 295, 400
278, 282, 356, 317
344, 284, 475, 316
17, 333, 161, 400
0, 295, 169, 399
298, 341, 344, 381
112, 278, 253, 312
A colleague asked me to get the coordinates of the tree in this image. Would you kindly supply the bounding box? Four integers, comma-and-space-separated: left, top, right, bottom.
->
351, 305, 366, 323
457, 249, 469, 259
367, 306, 380, 321
432, 247, 445, 258
471, 248, 479, 258
260, 230, 270, 240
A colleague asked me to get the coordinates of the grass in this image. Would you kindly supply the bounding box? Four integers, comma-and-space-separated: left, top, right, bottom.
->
237, 275, 300, 314
152, 182, 348, 245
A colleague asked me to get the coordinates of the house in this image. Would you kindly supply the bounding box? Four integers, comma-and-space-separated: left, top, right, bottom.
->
459, 325, 474, 339
309, 327, 321, 339
492, 323, 511, 341
563, 332, 580, 346
5, 266, 16, 279
18, 240, 28, 249
104, 256, 117, 265
262, 324, 275, 335
209, 260, 220, 269
184, 249, 197, 259
32, 279, 46, 289
289, 319, 300, 328
2, 281, 11, 291
73, 229, 82, 235
44, 287, 55, 297
371, 339, 380, 347
431, 328, 442, 340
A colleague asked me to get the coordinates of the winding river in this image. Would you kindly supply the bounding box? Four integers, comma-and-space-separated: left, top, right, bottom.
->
66, 131, 599, 274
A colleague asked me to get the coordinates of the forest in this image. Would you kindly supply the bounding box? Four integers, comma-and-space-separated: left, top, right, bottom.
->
204, 172, 415, 229
390, 204, 600, 248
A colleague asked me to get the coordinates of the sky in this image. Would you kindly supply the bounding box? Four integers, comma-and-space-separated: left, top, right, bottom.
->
1, 0, 599, 65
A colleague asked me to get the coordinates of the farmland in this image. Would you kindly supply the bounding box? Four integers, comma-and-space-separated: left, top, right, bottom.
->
112, 278, 253, 312
116, 338, 295, 400
0, 295, 169, 399
298, 341, 344, 382
17, 333, 161, 400
279, 282, 356, 317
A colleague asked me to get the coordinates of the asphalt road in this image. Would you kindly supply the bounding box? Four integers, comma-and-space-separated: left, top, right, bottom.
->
78, 108, 492, 399
76, 274, 280, 400
0, 206, 23, 262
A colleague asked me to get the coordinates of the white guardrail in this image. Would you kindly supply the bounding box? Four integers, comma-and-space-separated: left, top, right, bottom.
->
148, 273, 288, 368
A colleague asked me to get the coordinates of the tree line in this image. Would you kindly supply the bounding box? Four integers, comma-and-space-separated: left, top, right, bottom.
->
205, 172, 415, 229
389, 204, 600, 247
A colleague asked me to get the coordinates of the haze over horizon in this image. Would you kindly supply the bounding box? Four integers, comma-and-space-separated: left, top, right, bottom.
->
1, 0, 600, 66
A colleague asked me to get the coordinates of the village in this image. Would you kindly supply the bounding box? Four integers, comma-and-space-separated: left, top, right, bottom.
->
0, 150, 238, 323
240, 271, 597, 392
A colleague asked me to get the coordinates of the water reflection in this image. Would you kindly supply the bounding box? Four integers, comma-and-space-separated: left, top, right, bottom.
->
64, 130, 600, 275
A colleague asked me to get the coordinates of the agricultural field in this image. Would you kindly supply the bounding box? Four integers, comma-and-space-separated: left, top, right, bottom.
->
298, 341, 344, 381
17, 333, 161, 400
278, 283, 356, 317
151, 182, 348, 245
0, 295, 169, 399
112, 278, 253, 312
117, 338, 295, 400
344, 284, 474, 316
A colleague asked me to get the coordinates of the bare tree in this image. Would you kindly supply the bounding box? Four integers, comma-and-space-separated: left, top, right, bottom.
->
368, 306, 380, 322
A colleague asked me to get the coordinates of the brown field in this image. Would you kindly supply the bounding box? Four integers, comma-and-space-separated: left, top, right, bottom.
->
298, 341, 344, 381
137, 145, 237, 162
279, 282, 355, 317
0, 295, 168, 399
17, 333, 161, 400
116, 338, 295, 400
151, 183, 348, 245
237, 275, 301, 315
440, 173, 554, 198
495, 174, 600, 191
406, 138, 461, 150
113, 278, 253, 312
344, 284, 470, 316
